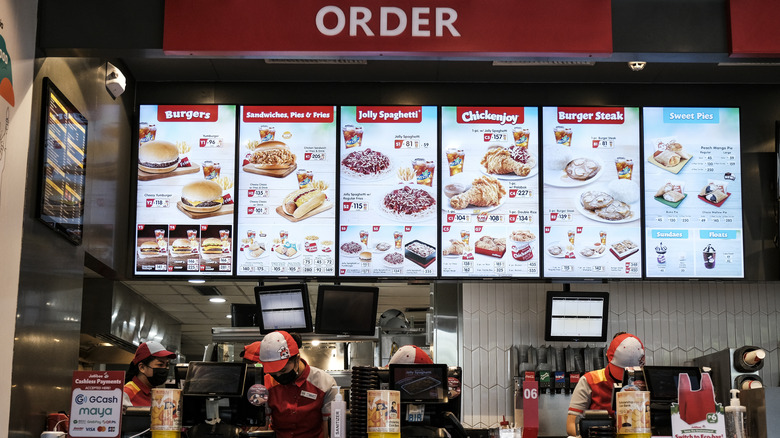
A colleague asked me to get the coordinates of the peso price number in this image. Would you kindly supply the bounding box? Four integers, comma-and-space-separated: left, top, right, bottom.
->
343, 201, 369, 212
146, 198, 169, 208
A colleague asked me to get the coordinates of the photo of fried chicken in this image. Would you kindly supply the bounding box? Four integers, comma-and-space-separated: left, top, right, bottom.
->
475, 236, 506, 253
450, 176, 506, 210
481, 146, 534, 176
442, 239, 470, 256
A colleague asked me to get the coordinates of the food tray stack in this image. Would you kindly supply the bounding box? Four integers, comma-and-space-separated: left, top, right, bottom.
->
350, 366, 380, 438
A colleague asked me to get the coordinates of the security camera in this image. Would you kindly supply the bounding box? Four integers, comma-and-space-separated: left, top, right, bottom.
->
105, 62, 126, 98
628, 61, 646, 72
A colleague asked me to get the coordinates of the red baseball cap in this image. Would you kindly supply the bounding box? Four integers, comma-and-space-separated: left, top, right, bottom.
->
241, 341, 262, 363
388, 345, 433, 365
258, 331, 299, 373
606, 333, 644, 381
132, 341, 176, 365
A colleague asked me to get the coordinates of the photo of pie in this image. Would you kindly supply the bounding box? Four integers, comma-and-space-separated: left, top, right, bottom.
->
647, 139, 693, 173
341, 148, 392, 179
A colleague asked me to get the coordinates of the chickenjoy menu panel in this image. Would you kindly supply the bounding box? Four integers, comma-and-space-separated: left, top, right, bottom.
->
236, 106, 337, 276
542, 107, 642, 278
338, 106, 438, 277
440, 106, 540, 277
643, 107, 744, 278
134, 105, 236, 275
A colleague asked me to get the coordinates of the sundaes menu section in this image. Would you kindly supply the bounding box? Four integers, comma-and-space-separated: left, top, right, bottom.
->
542, 107, 642, 278
236, 106, 337, 276
339, 106, 438, 277
440, 107, 540, 277
135, 105, 236, 275
643, 107, 743, 278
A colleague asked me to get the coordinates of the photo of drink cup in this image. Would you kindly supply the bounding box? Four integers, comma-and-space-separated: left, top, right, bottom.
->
615, 157, 634, 180
567, 229, 575, 244
360, 230, 369, 246
394, 231, 403, 248
513, 126, 530, 148
703, 244, 716, 269
460, 230, 470, 245
599, 231, 607, 244
259, 125, 274, 142
343, 124, 359, 148
554, 126, 572, 146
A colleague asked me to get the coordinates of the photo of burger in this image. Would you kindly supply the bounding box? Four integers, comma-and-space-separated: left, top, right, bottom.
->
359, 251, 372, 262
138, 140, 180, 174
245, 141, 297, 176
201, 237, 224, 255
138, 241, 161, 258
179, 180, 224, 214
280, 187, 330, 220
171, 238, 192, 256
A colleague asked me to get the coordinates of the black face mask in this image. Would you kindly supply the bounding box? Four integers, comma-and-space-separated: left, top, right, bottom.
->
273, 359, 299, 385
147, 367, 169, 387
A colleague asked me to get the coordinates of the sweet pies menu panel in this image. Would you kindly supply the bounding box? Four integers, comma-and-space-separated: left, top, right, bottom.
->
338, 106, 439, 277
235, 106, 338, 277
542, 107, 642, 279
643, 107, 744, 278
439, 107, 540, 277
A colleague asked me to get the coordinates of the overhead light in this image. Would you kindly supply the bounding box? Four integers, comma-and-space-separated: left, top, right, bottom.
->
628, 61, 646, 71
226, 314, 232, 319
188, 279, 206, 284
311, 340, 321, 347
209, 297, 226, 303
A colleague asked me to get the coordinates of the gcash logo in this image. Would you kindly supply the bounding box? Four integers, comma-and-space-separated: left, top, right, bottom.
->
75, 394, 87, 405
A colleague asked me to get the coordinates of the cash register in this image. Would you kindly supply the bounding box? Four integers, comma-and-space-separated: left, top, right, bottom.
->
388, 363, 467, 438
642, 365, 702, 436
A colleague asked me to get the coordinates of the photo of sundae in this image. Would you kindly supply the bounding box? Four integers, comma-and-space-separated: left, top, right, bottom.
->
655, 242, 667, 264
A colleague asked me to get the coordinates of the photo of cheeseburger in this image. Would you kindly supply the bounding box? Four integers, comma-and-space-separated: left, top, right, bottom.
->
138, 241, 161, 257
282, 187, 328, 219
201, 237, 224, 255
180, 180, 224, 214
171, 238, 192, 255
138, 140, 180, 174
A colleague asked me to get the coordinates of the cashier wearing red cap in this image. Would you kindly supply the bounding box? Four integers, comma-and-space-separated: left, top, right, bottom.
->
260, 331, 338, 438
122, 341, 176, 407
241, 341, 262, 364
566, 333, 645, 437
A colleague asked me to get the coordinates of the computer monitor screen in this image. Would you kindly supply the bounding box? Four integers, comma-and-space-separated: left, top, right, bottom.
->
183, 362, 247, 398
231, 303, 259, 327
174, 364, 189, 389
389, 363, 449, 404
643, 366, 702, 402
254, 283, 313, 334
315, 285, 379, 336
544, 291, 609, 342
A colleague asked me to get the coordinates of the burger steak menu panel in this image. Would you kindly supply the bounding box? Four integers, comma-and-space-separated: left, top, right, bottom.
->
338, 106, 438, 277
440, 107, 540, 277
134, 105, 236, 275
542, 107, 642, 278
236, 106, 337, 276
643, 107, 744, 278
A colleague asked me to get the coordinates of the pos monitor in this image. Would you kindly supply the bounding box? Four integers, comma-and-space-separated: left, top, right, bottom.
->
388, 363, 449, 404
315, 285, 379, 336
183, 362, 247, 398
254, 283, 313, 334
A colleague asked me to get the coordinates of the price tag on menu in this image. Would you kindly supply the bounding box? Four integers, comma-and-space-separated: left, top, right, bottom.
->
342, 201, 369, 212
145, 198, 169, 208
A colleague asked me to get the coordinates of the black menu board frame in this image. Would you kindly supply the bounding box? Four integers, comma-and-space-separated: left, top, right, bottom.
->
37, 78, 88, 245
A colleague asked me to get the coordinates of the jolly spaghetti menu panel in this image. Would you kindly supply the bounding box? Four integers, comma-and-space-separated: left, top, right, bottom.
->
542, 107, 642, 278
338, 106, 438, 277
643, 107, 744, 278
440, 107, 540, 277
236, 106, 337, 276
134, 105, 236, 275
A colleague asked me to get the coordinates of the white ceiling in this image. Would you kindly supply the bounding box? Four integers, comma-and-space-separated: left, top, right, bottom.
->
120, 279, 434, 360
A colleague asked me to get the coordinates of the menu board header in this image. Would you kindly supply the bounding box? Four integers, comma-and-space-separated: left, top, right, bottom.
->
355, 106, 423, 123
242, 106, 335, 123
157, 105, 219, 122
556, 107, 626, 124
455, 107, 525, 125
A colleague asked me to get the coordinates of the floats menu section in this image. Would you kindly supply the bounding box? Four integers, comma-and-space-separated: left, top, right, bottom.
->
643, 108, 744, 278
135, 105, 236, 275
339, 106, 438, 277
236, 106, 337, 276
440, 107, 540, 277
542, 107, 642, 278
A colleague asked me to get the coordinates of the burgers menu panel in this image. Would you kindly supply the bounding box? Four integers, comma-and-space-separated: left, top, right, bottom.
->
338, 106, 438, 277
134, 105, 237, 275
440, 107, 540, 277
542, 107, 642, 278
643, 107, 744, 278
236, 106, 337, 276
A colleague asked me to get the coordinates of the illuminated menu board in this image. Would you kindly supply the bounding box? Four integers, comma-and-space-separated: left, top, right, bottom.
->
236, 106, 337, 276
643, 107, 743, 278
134, 105, 237, 275
542, 107, 642, 278
440, 107, 540, 277
338, 106, 438, 277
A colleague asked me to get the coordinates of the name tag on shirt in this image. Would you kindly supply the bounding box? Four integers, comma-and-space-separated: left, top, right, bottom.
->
301, 390, 317, 400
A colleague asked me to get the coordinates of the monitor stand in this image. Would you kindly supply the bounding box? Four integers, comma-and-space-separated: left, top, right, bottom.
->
188, 398, 241, 438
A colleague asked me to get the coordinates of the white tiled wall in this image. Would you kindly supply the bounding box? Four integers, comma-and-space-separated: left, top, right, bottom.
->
460, 281, 780, 429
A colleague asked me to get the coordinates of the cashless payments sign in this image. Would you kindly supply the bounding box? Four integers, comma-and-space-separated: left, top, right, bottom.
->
69, 371, 124, 437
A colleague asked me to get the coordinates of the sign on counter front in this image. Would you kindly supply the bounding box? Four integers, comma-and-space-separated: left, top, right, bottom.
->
69, 371, 124, 438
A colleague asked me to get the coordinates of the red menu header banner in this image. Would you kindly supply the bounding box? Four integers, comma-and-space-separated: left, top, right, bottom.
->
157, 105, 220, 122
242, 106, 335, 123
456, 107, 525, 125
556, 107, 625, 124
163, 0, 612, 58
356, 106, 423, 123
